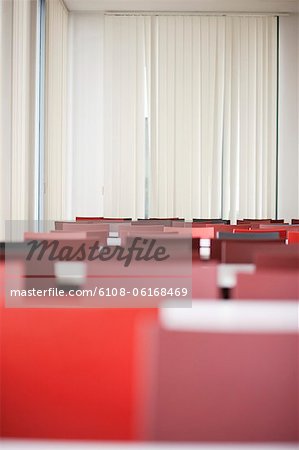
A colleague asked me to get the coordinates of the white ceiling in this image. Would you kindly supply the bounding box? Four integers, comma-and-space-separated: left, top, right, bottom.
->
64, 0, 299, 13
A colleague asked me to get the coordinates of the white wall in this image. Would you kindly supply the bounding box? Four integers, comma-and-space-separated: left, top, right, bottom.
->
278, 14, 299, 222
67, 12, 104, 219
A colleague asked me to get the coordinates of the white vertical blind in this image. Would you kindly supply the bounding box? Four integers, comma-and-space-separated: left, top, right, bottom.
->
44, 12, 277, 222
0, 0, 10, 241
277, 16, 298, 222
61, 13, 278, 221
150, 16, 226, 219
0, 9, 281, 236
103, 15, 151, 218
0, 0, 37, 240
222, 16, 277, 221
44, 0, 68, 220
150, 15, 277, 219
67, 12, 104, 219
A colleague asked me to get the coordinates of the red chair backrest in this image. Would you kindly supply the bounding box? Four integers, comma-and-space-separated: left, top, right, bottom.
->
1, 256, 157, 440
192, 262, 219, 299
102, 217, 132, 221
232, 271, 299, 299
254, 253, 299, 270
149, 217, 181, 220
213, 225, 251, 233
233, 228, 288, 239
76, 217, 103, 221
288, 231, 299, 243
56, 222, 109, 233
132, 220, 173, 226
135, 316, 298, 441
237, 219, 271, 224
220, 240, 285, 263
258, 225, 299, 231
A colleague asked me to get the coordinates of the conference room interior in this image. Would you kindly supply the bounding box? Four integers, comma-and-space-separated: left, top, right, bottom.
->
0, 0, 299, 449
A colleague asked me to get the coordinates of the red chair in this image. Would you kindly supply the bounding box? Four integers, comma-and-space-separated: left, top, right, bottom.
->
192, 227, 214, 239
218, 240, 285, 263
135, 302, 298, 442
213, 225, 251, 233
237, 219, 271, 224
120, 229, 177, 246
120, 226, 164, 240
232, 271, 299, 299
55, 222, 109, 233
149, 217, 182, 220
171, 221, 191, 228
57, 220, 104, 227
218, 231, 282, 241
193, 219, 230, 224
102, 218, 132, 221
288, 231, 299, 243
256, 254, 299, 270
132, 220, 173, 226
76, 218, 131, 222
233, 228, 288, 240
291, 219, 299, 224
192, 262, 219, 299
254, 250, 299, 271
1, 254, 157, 440
76, 217, 103, 221
258, 225, 299, 231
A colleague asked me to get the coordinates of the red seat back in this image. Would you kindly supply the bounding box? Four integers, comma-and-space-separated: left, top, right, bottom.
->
76, 217, 103, 221
136, 307, 298, 441
233, 228, 288, 239
192, 262, 219, 298
220, 240, 285, 263
0, 260, 157, 440
288, 231, 299, 243
232, 271, 299, 299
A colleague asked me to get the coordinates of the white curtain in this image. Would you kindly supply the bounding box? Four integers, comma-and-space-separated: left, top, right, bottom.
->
45, 13, 277, 221
222, 17, 277, 221
103, 15, 151, 218
150, 16, 225, 219
0, 10, 280, 233
44, 0, 68, 220
0, 0, 37, 240
67, 12, 104, 219
0, 0, 8, 241
150, 15, 277, 220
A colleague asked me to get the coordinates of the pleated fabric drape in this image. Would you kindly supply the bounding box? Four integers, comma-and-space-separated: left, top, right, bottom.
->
0, 9, 278, 236
149, 16, 277, 220
150, 16, 225, 219
103, 15, 151, 218
103, 15, 277, 220
67, 13, 105, 219
221, 17, 277, 221
0, 0, 37, 240
44, 0, 68, 220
